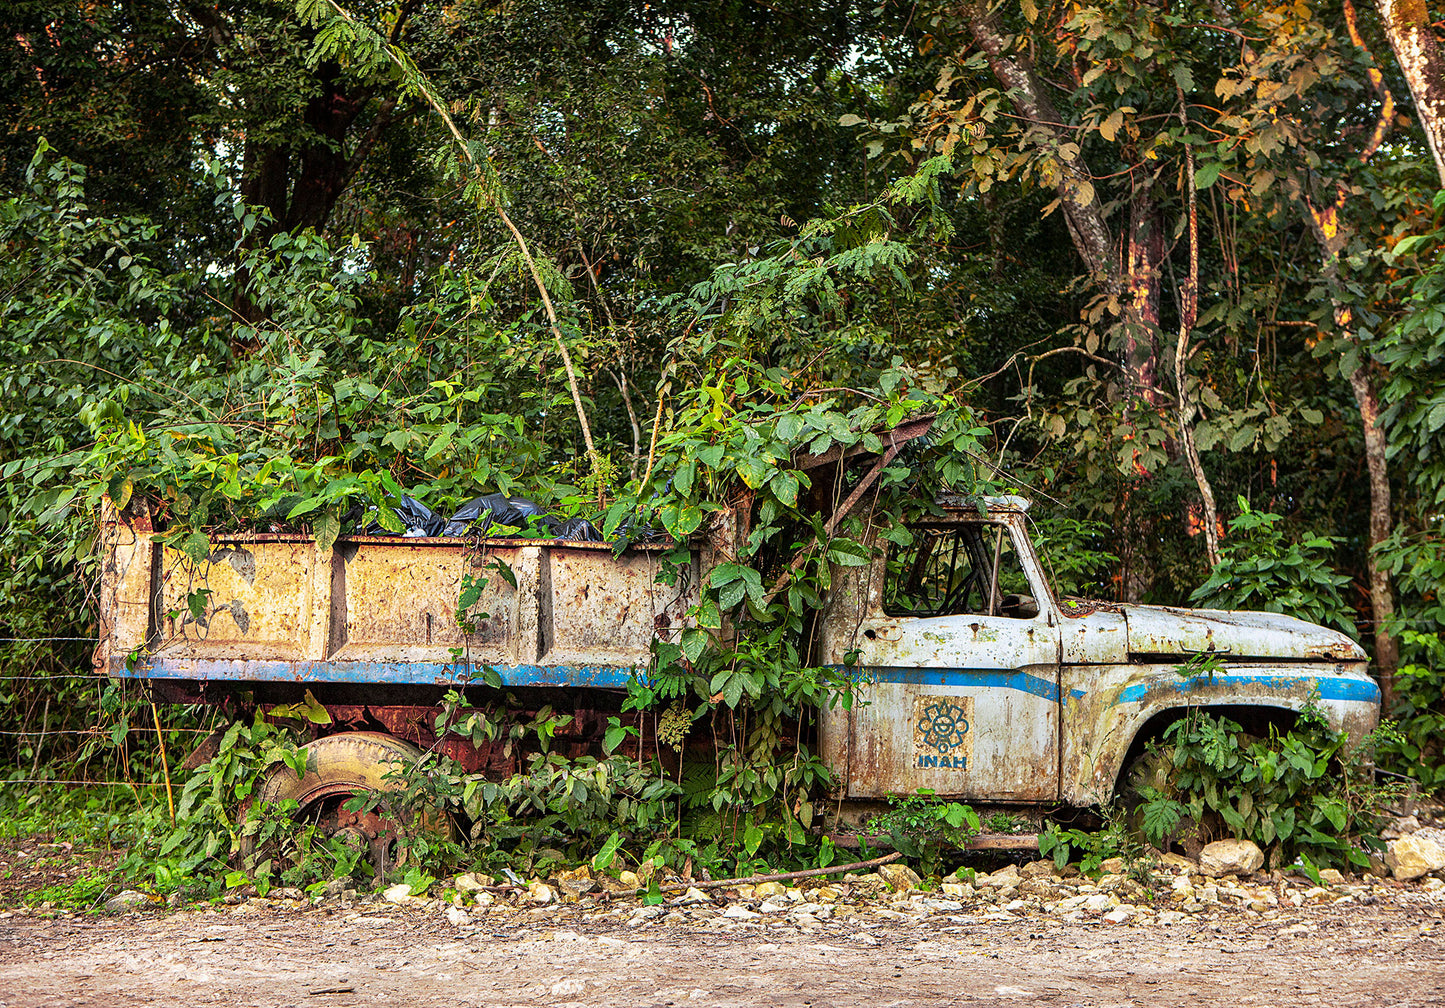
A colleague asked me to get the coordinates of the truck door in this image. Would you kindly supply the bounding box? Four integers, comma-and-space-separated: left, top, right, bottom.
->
842, 518, 1062, 801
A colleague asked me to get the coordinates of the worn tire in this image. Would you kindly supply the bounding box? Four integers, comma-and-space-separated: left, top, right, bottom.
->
257, 731, 421, 808
1117, 746, 1209, 858
238, 731, 452, 873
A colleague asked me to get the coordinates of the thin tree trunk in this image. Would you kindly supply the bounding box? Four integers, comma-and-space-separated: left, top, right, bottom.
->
1175, 100, 1221, 567
961, 1, 1114, 284
1347, 365, 1399, 708
1375, 0, 1445, 187
1124, 175, 1165, 409
1306, 189, 1400, 697
1293, 0, 1403, 695
1119, 179, 1165, 602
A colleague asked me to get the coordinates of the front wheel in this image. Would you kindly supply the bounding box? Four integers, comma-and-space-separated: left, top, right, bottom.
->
1116, 746, 1209, 858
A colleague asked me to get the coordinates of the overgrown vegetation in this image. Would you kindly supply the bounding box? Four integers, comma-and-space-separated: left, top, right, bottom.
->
1125, 704, 1400, 872
5, 0, 1445, 903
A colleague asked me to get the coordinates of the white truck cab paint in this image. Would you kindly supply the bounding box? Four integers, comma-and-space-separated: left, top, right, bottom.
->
817, 497, 1380, 805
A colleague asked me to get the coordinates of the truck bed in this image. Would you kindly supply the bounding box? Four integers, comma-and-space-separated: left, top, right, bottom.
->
101, 524, 700, 690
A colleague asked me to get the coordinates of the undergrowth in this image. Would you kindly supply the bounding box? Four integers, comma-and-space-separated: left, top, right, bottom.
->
1126, 704, 1401, 872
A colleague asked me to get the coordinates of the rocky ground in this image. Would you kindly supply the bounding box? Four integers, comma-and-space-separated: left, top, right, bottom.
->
4, 839, 1445, 1007
5, 807, 1445, 1006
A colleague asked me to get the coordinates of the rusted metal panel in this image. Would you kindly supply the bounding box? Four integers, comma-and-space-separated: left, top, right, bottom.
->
818, 509, 1064, 802
539, 547, 697, 668
332, 541, 531, 666
1060, 660, 1381, 804
842, 671, 1060, 800
97, 505, 153, 662
157, 539, 317, 660
117, 531, 695, 690
1119, 605, 1367, 662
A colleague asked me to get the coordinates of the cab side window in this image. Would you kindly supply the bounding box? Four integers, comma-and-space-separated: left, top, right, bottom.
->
884, 524, 1039, 618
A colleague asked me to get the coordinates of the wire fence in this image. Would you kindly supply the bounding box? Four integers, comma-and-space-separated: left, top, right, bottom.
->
3, 779, 170, 787
2, 634, 215, 796
0, 637, 97, 643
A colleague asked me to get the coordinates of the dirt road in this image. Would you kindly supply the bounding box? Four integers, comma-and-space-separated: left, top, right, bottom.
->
1, 901, 1442, 1008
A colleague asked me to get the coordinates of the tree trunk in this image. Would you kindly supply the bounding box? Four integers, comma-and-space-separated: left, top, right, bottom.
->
287, 61, 369, 233
1375, 0, 1445, 187
1175, 119, 1221, 568
1124, 175, 1165, 409
1347, 365, 1400, 709
961, 1, 1114, 285
231, 63, 375, 331
1306, 190, 1400, 697
1118, 178, 1167, 600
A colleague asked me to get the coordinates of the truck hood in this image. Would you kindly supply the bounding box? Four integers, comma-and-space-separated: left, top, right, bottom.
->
1122, 605, 1366, 662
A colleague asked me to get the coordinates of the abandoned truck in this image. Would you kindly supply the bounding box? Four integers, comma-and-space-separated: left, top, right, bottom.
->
97, 446, 1380, 845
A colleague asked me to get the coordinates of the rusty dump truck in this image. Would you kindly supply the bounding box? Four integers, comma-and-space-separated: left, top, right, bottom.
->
97, 446, 1381, 841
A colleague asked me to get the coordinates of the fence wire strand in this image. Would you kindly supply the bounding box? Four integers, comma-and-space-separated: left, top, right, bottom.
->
3, 635, 215, 796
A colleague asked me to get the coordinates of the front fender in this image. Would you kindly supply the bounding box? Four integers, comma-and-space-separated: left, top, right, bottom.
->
1060, 662, 1380, 805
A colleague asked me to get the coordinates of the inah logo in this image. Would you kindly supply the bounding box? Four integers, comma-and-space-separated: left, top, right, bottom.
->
912, 695, 973, 770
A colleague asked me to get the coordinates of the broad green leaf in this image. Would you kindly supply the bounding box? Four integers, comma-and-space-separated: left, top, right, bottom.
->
675, 458, 696, 496
424, 429, 453, 461
108, 474, 134, 511
696, 445, 725, 468
1194, 162, 1223, 189
314, 510, 340, 553
592, 831, 623, 869
722, 673, 746, 708
719, 579, 747, 610
770, 470, 800, 507
374, 504, 405, 534
181, 530, 211, 565
286, 496, 323, 520
735, 457, 771, 489
681, 627, 708, 663
775, 413, 805, 441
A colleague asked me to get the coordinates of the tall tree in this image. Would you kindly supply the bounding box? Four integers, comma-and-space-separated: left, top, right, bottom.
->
1375, 0, 1445, 185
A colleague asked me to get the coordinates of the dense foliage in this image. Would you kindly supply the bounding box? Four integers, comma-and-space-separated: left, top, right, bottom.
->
4, 0, 1445, 893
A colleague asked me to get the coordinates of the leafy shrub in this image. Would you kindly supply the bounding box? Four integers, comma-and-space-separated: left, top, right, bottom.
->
1379, 630, 1445, 792
864, 791, 980, 876
1030, 513, 1120, 600
1375, 527, 1445, 792
1190, 497, 1352, 632
1038, 818, 1136, 876
1129, 707, 1396, 870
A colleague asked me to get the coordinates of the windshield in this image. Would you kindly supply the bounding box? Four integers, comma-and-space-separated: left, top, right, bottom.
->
883, 524, 1039, 619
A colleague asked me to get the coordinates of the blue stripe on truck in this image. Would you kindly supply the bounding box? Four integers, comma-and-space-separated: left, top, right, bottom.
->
860, 666, 1084, 701
110, 656, 639, 689
112, 658, 1378, 707
1115, 673, 1381, 705
115, 657, 1091, 700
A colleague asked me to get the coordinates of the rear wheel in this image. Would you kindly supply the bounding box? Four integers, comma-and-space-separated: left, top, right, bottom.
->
239, 731, 452, 878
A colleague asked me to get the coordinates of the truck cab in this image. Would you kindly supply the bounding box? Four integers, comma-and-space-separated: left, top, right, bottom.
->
817, 496, 1381, 806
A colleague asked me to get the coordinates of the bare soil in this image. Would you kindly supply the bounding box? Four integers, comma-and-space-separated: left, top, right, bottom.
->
0, 839, 117, 911
1, 900, 1442, 1008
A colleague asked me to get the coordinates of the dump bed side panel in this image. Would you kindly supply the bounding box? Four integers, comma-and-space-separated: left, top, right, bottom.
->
104, 525, 699, 689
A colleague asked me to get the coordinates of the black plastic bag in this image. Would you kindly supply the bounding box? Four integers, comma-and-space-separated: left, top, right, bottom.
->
443, 494, 605, 542
360, 495, 445, 537
443, 493, 551, 537
554, 515, 604, 542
